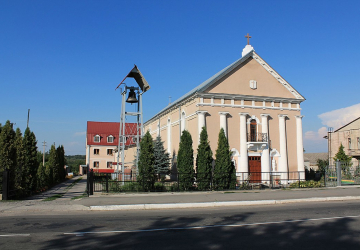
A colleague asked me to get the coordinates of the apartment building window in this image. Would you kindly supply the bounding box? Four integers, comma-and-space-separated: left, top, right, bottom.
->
107, 149, 113, 156
94, 135, 100, 143
93, 161, 99, 168
107, 135, 114, 143
348, 138, 352, 149
358, 137, 360, 149
107, 162, 113, 168
94, 148, 99, 155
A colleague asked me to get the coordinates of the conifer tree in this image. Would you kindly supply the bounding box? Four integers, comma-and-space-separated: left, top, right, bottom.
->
213, 128, 235, 190
48, 144, 59, 185
14, 128, 24, 190
333, 144, 352, 164
57, 145, 66, 181
334, 143, 352, 177
23, 128, 39, 192
153, 135, 170, 181
196, 127, 213, 190
0, 120, 16, 190
177, 130, 195, 190
37, 162, 46, 191
138, 131, 155, 191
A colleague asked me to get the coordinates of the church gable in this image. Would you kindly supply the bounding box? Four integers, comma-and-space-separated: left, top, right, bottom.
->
202, 53, 303, 100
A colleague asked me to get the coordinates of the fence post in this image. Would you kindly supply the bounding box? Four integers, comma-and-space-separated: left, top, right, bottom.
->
106, 173, 109, 193
2, 169, 9, 200
336, 160, 342, 186
89, 169, 94, 195
177, 173, 180, 191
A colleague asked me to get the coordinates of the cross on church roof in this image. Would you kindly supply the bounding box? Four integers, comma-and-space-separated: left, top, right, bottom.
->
245, 33, 252, 45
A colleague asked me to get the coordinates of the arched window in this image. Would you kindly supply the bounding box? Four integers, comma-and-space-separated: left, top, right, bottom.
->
250, 119, 257, 141
167, 118, 171, 154
181, 111, 186, 132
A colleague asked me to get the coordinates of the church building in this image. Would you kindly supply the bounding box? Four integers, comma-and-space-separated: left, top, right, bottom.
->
144, 36, 306, 184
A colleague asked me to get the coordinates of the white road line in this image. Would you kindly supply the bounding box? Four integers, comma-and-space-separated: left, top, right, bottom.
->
0, 234, 30, 237
64, 215, 360, 236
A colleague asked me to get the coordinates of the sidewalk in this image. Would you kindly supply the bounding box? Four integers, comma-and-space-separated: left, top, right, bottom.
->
84, 186, 360, 210
1, 177, 360, 214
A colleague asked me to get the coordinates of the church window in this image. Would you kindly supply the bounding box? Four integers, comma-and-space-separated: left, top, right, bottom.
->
181, 111, 186, 132
250, 119, 257, 141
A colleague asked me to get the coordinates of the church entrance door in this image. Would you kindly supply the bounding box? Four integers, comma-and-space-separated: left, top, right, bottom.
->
248, 156, 261, 183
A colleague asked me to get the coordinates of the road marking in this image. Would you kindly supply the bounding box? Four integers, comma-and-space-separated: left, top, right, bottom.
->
64, 215, 360, 236
0, 234, 30, 237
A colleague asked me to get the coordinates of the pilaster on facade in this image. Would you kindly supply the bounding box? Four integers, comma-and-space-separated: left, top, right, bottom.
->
239, 113, 249, 172
295, 115, 305, 179
260, 114, 271, 183
197, 110, 208, 142
278, 114, 289, 179
219, 112, 229, 137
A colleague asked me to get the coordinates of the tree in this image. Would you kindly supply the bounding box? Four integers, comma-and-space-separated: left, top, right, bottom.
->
334, 144, 352, 177
23, 128, 39, 192
153, 135, 170, 181
333, 144, 352, 164
0, 120, 16, 190
316, 159, 329, 173
196, 127, 213, 190
213, 128, 235, 190
48, 144, 59, 185
57, 145, 66, 181
37, 162, 46, 191
14, 128, 24, 190
138, 131, 155, 191
177, 130, 195, 190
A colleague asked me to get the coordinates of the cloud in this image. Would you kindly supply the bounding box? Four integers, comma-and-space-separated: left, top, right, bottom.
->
305, 126, 328, 141
74, 131, 86, 137
318, 103, 360, 129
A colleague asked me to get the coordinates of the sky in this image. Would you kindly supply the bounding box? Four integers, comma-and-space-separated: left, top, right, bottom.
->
1, 0, 360, 155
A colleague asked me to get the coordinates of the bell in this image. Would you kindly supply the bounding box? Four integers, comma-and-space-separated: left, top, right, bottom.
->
126, 89, 138, 103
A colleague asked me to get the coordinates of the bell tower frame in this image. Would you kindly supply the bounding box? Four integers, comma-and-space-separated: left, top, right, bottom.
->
115, 65, 150, 177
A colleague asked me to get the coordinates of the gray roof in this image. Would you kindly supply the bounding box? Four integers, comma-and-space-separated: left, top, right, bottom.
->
304, 153, 328, 165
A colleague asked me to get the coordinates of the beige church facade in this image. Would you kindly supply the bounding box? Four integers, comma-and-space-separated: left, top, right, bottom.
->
143, 43, 306, 184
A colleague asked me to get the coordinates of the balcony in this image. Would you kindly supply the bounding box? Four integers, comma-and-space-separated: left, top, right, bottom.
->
247, 133, 268, 142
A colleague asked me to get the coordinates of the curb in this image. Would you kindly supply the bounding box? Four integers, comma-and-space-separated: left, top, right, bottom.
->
89, 196, 360, 211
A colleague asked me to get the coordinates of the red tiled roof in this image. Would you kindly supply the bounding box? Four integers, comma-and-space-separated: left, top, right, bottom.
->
87, 121, 140, 146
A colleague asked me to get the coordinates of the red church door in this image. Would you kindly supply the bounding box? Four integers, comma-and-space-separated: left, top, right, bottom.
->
248, 156, 261, 183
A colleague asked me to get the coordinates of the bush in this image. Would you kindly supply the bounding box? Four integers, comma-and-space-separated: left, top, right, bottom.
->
289, 180, 323, 188
154, 182, 166, 191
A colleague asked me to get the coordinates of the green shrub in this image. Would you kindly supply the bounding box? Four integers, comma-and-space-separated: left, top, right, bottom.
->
154, 182, 166, 191
289, 180, 323, 188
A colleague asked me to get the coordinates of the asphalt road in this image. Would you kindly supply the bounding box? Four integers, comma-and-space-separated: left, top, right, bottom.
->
1, 201, 360, 250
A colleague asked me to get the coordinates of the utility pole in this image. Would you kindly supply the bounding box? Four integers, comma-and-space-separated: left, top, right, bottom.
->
27, 109, 30, 128
42, 141, 47, 167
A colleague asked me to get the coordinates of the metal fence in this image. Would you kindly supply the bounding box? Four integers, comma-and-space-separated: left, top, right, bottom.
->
87, 170, 311, 194
325, 162, 360, 187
